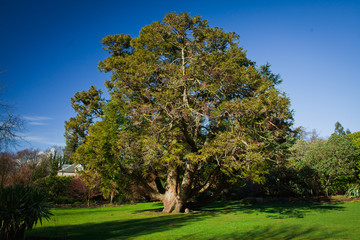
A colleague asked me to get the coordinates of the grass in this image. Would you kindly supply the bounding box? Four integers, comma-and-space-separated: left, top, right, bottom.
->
26, 200, 360, 239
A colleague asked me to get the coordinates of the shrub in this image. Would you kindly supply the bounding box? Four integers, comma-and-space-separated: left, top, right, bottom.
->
68, 176, 100, 206
346, 184, 360, 198
0, 185, 53, 240
34, 176, 75, 204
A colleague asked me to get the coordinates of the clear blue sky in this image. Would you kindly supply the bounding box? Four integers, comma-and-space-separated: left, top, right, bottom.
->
1, 0, 359, 151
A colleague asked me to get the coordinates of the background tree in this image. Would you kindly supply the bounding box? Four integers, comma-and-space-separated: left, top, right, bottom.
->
3, 148, 67, 187
290, 134, 358, 196
10, 149, 42, 186
46, 147, 69, 176
287, 139, 322, 196
64, 86, 104, 158
31, 156, 49, 182
69, 13, 294, 213
0, 152, 17, 188
0, 81, 23, 151
69, 172, 100, 206
74, 102, 128, 204
16, 149, 41, 166
334, 121, 351, 135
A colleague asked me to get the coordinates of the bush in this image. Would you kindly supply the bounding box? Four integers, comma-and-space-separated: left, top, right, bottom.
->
34, 176, 75, 204
34, 175, 103, 205
0, 185, 52, 240
68, 176, 101, 206
346, 184, 360, 198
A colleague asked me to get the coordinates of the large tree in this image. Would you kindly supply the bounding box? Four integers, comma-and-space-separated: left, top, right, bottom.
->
69, 13, 294, 213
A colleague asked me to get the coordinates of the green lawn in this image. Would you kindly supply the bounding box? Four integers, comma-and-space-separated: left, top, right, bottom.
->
27, 200, 360, 239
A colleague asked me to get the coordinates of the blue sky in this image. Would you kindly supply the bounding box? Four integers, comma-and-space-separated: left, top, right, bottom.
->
1, 0, 359, 151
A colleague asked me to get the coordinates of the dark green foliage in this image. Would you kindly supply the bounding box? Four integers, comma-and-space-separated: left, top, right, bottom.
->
34, 176, 74, 204
49, 152, 61, 177
0, 185, 52, 240
34, 176, 101, 205
48, 149, 69, 177
289, 134, 358, 196
74, 102, 129, 204
31, 158, 49, 181
261, 130, 359, 198
64, 86, 104, 158
262, 166, 317, 197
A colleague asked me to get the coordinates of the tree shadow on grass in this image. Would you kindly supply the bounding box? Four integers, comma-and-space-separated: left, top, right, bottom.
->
131, 202, 164, 214
180, 225, 346, 240
27, 201, 346, 240
27, 212, 211, 240
27, 219, 347, 240
201, 200, 345, 219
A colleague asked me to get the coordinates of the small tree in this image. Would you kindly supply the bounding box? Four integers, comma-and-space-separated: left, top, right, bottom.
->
31, 157, 50, 182
69, 172, 100, 206
74, 102, 128, 204
46, 147, 69, 177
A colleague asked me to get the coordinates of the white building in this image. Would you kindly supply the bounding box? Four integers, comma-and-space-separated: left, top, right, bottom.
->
57, 164, 83, 176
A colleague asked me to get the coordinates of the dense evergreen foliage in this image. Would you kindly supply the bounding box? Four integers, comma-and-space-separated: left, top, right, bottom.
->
67, 13, 294, 212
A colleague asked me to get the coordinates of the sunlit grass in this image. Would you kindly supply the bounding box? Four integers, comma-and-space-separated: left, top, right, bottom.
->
26, 200, 360, 239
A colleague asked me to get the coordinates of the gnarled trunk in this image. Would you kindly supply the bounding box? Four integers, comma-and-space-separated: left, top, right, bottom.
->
161, 165, 195, 213
161, 169, 182, 213
132, 163, 221, 213
162, 193, 186, 213
162, 192, 179, 213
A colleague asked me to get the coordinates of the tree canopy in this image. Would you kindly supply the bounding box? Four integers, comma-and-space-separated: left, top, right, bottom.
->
0, 81, 23, 151
64, 86, 104, 157
67, 13, 294, 213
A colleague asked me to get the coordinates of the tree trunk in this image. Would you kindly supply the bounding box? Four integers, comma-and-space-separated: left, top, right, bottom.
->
110, 190, 114, 204
162, 165, 195, 213
162, 194, 185, 213
162, 191, 177, 213
162, 169, 179, 213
